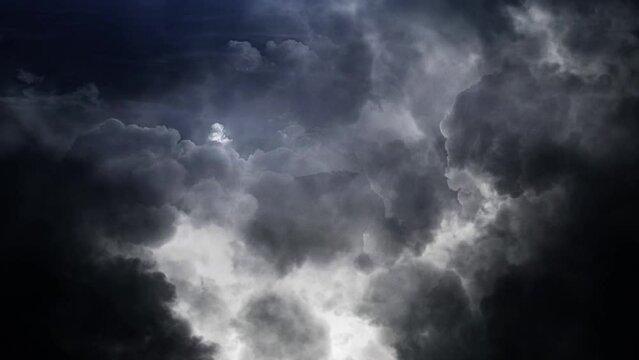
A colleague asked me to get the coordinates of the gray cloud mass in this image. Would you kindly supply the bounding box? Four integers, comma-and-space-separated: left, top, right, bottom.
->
1, 1, 638, 360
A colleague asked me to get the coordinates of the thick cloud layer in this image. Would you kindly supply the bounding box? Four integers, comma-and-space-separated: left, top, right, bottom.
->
360, 261, 486, 360
1, 147, 216, 359
245, 170, 383, 272
237, 291, 329, 360
440, 2, 639, 359
0, 86, 243, 359
2, 1, 639, 360
445, 66, 639, 359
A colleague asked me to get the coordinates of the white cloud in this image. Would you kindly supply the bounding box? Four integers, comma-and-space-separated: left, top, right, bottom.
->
208, 123, 232, 144
154, 217, 397, 360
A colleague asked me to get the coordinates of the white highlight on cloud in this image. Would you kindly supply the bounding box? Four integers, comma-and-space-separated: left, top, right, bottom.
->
154, 216, 396, 360
279, 262, 396, 360
422, 169, 510, 271
421, 212, 478, 269
208, 123, 232, 144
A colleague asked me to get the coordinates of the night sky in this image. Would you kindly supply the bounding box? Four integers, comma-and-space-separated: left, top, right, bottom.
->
2, 1, 639, 360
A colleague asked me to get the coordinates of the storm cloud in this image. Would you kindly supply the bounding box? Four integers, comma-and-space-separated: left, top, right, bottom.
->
237, 291, 329, 360
2, 1, 638, 360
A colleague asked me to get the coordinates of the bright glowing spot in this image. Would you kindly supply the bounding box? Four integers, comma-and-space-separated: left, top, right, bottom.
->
208, 123, 231, 144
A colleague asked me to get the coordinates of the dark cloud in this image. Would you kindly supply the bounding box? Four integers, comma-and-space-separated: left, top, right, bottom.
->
1, 147, 216, 359
444, 65, 577, 196
244, 170, 384, 273
379, 0, 521, 43
0, 1, 374, 153
358, 139, 457, 254
3, 0, 639, 359
444, 9, 639, 194
364, 0, 523, 101
0, 85, 247, 359
67, 118, 246, 237
242, 138, 456, 273
441, 2, 639, 358
360, 261, 487, 360
237, 291, 329, 360
0, 83, 104, 152
464, 146, 639, 359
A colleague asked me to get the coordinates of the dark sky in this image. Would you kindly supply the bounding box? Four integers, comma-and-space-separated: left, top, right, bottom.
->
2, 1, 639, 360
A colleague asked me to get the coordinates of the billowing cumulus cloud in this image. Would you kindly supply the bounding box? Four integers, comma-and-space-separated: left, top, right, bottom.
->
360, 261, 486, 360
1, 1, 638, 360
244, 170, 384, 273
237, 291, 329, 360
1, 141, 217, 359
441, 2, 639, 359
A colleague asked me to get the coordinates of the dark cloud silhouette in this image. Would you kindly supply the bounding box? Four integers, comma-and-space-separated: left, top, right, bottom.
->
1, 147, 216, 359
348, 1, 639, 358
2, 0, 639, 359
360, 261, 487, 360
447, 79, 639, 359
0, 87, 245, 360
441, 3, 639, 359
358, 139, 457, 254
245, 170, 384, 273
445, 65, 577, 196
243, 138, 456, 273
67, 117, 246, 235
0, 83, 104, 152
